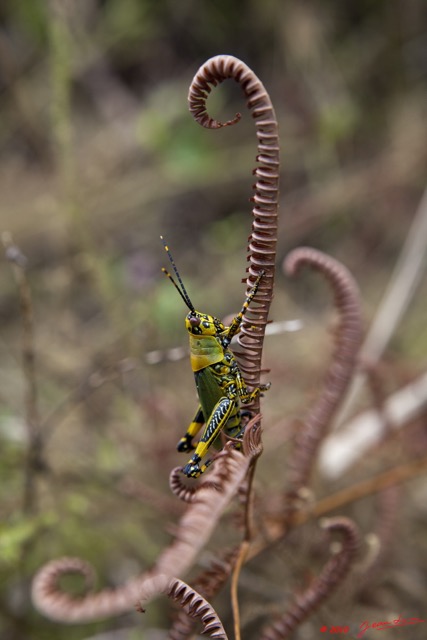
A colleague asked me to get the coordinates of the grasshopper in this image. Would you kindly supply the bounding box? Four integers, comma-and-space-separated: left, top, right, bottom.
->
161, 237, 270, 478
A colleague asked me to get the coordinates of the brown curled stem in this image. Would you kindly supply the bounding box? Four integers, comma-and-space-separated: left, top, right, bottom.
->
260, 517, 360, 640
188, 55, 280, 410
168, 547, 238, 640
169, 467, 200, 503
32, 445, 253, 623
138, 575, 228, 639
283, 248, 363, 496
169, 466, 222, 502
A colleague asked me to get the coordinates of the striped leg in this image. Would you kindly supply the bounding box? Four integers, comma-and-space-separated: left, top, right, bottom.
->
177, 406, 204, 452
182, 397, 235, 478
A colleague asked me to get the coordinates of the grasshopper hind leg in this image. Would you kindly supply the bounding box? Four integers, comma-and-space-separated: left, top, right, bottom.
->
177, 406, 204, 453
181, 397, 235, 478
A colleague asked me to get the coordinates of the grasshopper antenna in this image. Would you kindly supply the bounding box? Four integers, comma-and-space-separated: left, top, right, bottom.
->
161, 236, 195, 312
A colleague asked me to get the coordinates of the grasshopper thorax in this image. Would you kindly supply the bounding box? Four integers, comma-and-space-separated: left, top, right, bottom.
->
186, 311, 225, 337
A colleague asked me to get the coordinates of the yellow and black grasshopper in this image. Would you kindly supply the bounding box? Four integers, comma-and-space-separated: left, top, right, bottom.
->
161, 237, 270, 478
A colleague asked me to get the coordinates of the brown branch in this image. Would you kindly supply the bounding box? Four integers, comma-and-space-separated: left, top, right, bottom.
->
265, 454, 427, 541
188, 55, 280, 408
283, 248, 362, 497
260, 517, 360, 640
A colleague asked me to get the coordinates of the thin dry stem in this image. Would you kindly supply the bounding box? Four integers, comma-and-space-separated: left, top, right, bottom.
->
230, 417, 263, 640
262, 454, 427, 542
230, 540, 249, 640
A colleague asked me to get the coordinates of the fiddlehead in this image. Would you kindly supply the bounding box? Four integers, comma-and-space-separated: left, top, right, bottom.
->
188, 55, 280, 412
138, 575, 228, 639
284, 248, 363, 497
167, 578, 227, 639
32, 445, 254, 623
260, 517, 360, 640
168, 547, 238, 640
169, 466, 222, 502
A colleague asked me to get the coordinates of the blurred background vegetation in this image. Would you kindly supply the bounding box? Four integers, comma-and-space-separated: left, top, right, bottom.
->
0, 0, 426, 638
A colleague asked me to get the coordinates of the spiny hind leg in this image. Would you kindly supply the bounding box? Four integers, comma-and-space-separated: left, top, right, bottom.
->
182, 397, 235, 478
177, 406, 204, 453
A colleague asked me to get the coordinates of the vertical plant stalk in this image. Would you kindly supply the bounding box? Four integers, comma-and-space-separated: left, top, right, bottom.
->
260, 517, 360, 640
283, 248, 362, 498
188, 54, 280, 412
3, 233, 43, 513
189, 56, 279, 638
230, 419, 263, 640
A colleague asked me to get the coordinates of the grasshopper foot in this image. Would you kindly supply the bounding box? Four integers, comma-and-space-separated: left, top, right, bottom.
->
182, 462, 202, 478
182, 455, 213, 478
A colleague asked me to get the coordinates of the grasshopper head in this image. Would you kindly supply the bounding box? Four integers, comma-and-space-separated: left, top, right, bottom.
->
186, 311, 225, 336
